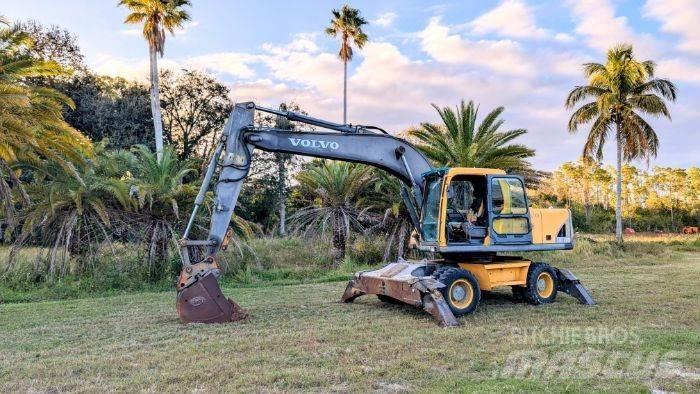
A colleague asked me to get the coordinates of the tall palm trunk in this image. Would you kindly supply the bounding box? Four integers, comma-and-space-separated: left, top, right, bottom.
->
615, 122, 623, 243
149, 44, 165, 162
277, 153, 287, 236
342, 59, 347, 124
332, 211, 346, 267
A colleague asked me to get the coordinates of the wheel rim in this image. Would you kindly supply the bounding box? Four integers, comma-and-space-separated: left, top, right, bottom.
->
449, 279, 474, 309
536, 272, 554, 298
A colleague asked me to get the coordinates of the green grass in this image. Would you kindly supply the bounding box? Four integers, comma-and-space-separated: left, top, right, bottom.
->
0, 236, 381, 303
1, 238, 698, 392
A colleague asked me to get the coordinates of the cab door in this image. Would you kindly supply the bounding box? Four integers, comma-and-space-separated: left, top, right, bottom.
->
487, 175, 532, 244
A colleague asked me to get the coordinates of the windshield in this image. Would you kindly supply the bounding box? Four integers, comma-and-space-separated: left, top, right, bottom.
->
420, 176, 443, 242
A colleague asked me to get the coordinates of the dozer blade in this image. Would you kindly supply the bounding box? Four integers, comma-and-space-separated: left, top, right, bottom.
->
176, 262, 247, 324
555, 268, 596, 305
341, 261, 459, 327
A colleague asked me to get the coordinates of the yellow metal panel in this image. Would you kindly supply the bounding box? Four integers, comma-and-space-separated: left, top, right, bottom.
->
459, 261, 530, 291
530, 209, 543, 243
492, 217, 528, 235
438, 174, 449, 247
447, 168, 506, 176
530, 208, 570, 244
499, 179, 512, 214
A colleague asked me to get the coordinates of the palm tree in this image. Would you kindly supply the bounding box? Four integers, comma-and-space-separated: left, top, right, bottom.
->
409, 100, 536, 175
290, 160, 375, 266
325, 5, 368, 124
118, 0, 191, 162
566, 44, 676, 242
128, 145, 252, 278
369, 170, 414, 262
0, 17, 90, 233
9, 145, 131, 282
128, 144, 196, 276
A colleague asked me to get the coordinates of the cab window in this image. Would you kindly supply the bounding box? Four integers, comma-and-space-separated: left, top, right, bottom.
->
420, 177, 442, 242
491, 178, 527, 215
491, 177, 529, 235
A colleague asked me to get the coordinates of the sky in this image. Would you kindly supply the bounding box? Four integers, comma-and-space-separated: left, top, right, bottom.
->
4, 0, 699, 170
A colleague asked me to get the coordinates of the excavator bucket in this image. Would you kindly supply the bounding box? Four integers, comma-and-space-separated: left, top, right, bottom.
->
175, 261, 247, 324
340, 261, 460, 327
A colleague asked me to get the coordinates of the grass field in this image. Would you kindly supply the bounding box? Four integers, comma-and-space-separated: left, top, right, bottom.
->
1, 236, 699, 392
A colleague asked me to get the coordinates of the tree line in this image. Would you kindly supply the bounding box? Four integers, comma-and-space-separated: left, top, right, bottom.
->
537, 158, 699, 233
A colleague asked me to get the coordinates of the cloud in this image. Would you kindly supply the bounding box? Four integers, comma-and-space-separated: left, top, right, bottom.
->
419, 17, 535, 76
263, 33, 320, 54
568, 0, 657, 57
179, 20, 200, 35
656, 57, 700, 84
469, 0, 549, 39
554, 33, 575, 43
259, 37, 340, 95
184, 52, 258, 79
544, 51, 592, 77
90, 54, 180, 82
644, 0, 700, 55
119, 29, 140, 36
373, 12, 397, 28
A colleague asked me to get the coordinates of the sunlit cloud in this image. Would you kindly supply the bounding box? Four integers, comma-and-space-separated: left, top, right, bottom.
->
119, 28, 140, 36
373, 12, 397, 28
419, 17, 535, 77
469, 0, 549, 39
644, 0, 700, 55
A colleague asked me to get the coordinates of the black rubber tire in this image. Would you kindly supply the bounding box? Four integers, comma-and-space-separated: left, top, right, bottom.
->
433, 266, 481, 316
524, 262, 558, 305
377, 294, 404, 305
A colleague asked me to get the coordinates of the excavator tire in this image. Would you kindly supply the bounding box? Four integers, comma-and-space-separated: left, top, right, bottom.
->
524, 262, 558, 305
434, 266, 480, 316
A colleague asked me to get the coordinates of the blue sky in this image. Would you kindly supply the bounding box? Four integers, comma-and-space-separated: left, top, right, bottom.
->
5, 0, 699, 170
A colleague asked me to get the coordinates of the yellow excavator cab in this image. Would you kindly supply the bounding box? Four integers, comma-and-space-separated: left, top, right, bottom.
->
415, 167, 573, 257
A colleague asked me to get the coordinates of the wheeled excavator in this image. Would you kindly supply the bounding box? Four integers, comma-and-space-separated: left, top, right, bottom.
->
176, 102, 595, 327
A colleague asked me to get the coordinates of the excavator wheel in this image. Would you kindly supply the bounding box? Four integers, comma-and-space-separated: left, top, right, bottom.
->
524, 262, 558, 305
434, 266, 481, 316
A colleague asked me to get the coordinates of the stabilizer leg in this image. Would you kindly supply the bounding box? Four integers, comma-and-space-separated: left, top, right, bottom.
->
340, 279, 366, 303
421, 291, 459, 327
556, 268, 596, 305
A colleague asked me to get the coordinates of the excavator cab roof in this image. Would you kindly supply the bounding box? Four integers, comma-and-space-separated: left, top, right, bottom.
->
422, 167, 506, 179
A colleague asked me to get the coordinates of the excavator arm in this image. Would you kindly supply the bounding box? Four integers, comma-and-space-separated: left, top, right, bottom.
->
176, 102, 433, 323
